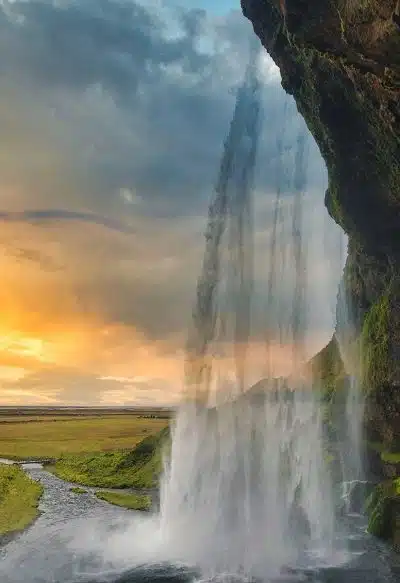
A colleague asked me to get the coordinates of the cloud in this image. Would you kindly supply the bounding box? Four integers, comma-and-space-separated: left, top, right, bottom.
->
0, 362, 183, 406
1, 0, 209, 94
0, 0, 325, 221
0, 368, 112, 405
0, 209, 135, 233
0, 0, 253, 219
0, 0, 345, 405
1, 244, 62, 272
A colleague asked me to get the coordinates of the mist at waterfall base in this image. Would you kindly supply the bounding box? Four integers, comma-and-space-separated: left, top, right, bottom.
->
0, 53, 373, 583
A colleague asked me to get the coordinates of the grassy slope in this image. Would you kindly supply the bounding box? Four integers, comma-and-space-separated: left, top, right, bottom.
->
95, 491, 151, 511
0, 465, 43, 536
0, 415, 168, 459
309, 336, 347, 400
52, 427, 169, 489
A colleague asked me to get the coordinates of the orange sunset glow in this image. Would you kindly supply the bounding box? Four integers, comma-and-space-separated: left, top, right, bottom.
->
0, 218, 196, 405
0, 206, 338, 406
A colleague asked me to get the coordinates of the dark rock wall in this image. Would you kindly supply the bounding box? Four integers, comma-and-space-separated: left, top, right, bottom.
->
241, 0, 399, 546
242, 0, 400, 252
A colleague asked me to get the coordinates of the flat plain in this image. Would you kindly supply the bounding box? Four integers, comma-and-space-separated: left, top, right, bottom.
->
0, 407, 171, 459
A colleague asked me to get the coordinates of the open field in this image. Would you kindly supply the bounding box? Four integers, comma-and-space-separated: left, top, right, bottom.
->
0, 406, 172, 419
0, 465, 43, 537
0, 410, 170, 459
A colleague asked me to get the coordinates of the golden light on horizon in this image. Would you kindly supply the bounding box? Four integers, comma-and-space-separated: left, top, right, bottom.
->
0, 366, 26, 381
0, 332, 48, 361
0, 319, 100, 370
0, 305, 187, 406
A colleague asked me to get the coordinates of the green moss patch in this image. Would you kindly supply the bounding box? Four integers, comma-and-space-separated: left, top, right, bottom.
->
0, 465, 43, 536
52, 427, 169, 489
309, 336, 347, 401
366, 479, 400, 543
69, 487, 87, 494
361, 292, 390, 393
309, 336, 350, 442
95, 491, 151, 511
381, 452, 400, 464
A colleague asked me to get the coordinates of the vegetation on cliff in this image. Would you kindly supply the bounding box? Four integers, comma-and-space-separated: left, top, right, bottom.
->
0, 465, 43, 537
366, 479, 400, 551
309, 336, 352, 477
309, 336, 347, 400
361, 291, 390, 393
309, 336, 349, 433
242, 0, 400, 253
52, 427, 169, 489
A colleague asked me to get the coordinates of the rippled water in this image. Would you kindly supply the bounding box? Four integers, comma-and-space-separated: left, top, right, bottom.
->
0, 466, 398, 583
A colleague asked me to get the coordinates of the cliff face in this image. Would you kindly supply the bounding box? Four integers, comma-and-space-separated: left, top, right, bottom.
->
242, 0, 400, 251
241, 0, 399, 546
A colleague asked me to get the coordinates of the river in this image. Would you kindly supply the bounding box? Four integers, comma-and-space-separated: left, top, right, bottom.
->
0, 463, 399, 583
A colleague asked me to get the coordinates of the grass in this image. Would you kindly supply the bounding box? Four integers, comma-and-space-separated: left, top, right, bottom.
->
0, 465, 43, 536
69, 487, 87, 494
51, 428, 169, 489
366, 442, 400, 464
366, 478, 400, 542
309, 336, 347, 401
95, 491, 151, 511
0, 414, 168, 459
0, 412, 169, 527
361, 292, 390, 393
381, 452, 400, 464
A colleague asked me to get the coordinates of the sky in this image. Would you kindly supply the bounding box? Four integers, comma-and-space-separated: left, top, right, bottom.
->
0, 0, 346, 407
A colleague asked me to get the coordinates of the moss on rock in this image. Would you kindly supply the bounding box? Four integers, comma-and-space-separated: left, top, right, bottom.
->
309, 337, 351, 478
366, 479, 400, 550
310, 336, 347, 400
309, 336, 349, 431
361, 292, 390, 393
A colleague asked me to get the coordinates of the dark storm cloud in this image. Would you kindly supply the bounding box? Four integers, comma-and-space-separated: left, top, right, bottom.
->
0, 0, 208, 95
0, 0, 307, 220
0, 0, 257, 218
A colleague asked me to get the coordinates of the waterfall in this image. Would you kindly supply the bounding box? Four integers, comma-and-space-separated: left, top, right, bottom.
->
335, 273, 366, 509
159, 49, 350, 579
159, 385, 337, 579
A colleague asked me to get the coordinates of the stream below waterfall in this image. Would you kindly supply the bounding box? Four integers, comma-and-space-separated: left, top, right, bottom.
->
0, 463, 399, 583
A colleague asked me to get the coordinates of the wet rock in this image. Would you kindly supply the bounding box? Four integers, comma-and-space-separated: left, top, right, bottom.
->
348, 481, 376, 514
